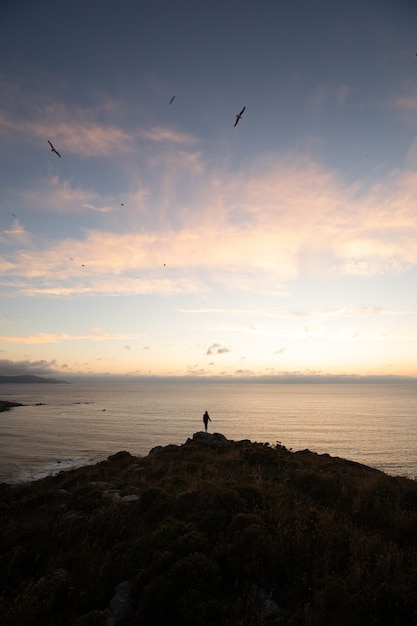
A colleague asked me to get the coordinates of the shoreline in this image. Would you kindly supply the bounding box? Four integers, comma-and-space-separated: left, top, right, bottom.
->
0, 400, 24, 412
0, 431, 384, 487
1, 391, 416, 482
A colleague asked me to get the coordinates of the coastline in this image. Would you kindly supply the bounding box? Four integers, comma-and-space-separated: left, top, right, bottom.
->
0, 400, 24, 412
1, 381, 417, 481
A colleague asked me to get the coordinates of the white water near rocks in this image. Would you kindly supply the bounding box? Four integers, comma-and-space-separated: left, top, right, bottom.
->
0, 382, 416, 483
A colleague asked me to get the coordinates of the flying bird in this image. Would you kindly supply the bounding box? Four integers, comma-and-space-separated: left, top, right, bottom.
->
169, 96, 175, 105
48, 140, 61, 158
234, 106, 245, 127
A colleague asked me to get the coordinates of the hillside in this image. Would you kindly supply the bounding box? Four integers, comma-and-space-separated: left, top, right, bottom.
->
1, 433, 417, 625
0, 375, 68, 384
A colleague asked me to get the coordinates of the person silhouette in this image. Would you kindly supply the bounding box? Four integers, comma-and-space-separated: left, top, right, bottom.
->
203, 410, 211, 432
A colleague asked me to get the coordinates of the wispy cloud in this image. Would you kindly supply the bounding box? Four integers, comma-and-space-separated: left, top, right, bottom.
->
0, 76, 137, 150
0, 329, 145, 344
82, 203, 113, 213
394, 85, 417, 112
0, 87, 198, 157
309, 82, 350, 115
0, 217, 30, 245
1, 146, 417, 296
16, 176, 109, 213
36, 120, 136, 157
0, 105, 136, 157
141, 126, 198, 144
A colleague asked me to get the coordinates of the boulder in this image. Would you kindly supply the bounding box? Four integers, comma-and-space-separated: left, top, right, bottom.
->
192, 431, 228, 442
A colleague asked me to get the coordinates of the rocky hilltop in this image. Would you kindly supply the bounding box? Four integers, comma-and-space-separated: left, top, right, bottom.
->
1, 432, 417, 625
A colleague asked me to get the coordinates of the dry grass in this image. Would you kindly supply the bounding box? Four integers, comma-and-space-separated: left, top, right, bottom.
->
1, 436, 417, 625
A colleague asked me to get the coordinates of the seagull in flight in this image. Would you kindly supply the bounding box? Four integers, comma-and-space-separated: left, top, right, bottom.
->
169, 95, 175, 105
48, 140, 61, 158
234, 106, 245, 127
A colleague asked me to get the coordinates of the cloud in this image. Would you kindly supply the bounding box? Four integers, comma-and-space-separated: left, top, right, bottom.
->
0, 329, 144, 344
394, 86, 417, 113
0, 84, 198, 157
0, 84, 138, 156
150, 149, 205, 175
82, 203, 114, 213
16, 176, 109, 214
39, 120, 135, 157
273, 347, 286, 355
358, 306, 383, 316
206, 343, 230, 355
141, 126, 198, 144
0, 358, 62, 376
0, 109, 136, 158
309, 82, 350, 115
2, 147, 417, 297
0, 217, 31, 245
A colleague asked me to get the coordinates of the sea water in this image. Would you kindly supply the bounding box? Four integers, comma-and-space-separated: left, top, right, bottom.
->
0, 382, 416, 483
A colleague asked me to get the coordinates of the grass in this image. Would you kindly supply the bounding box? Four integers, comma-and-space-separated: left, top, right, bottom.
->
1, 434, 417, 625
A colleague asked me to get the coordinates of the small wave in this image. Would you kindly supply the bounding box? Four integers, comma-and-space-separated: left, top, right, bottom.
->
11, 457, 97, 484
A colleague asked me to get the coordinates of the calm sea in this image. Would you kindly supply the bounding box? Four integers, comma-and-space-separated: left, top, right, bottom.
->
0, 382, 416, 483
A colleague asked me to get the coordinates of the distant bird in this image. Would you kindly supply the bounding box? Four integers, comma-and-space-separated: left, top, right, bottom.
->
169, 96, 175, 105
12, 213, 16, 218
120, 203, 124, 206
234, 106, 245, 127
48, 140, 61, 158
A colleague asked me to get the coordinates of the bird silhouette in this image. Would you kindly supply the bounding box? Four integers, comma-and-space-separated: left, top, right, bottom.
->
169, 96, 175, 105
234, 106, 245, 127
48, 140, 61, 158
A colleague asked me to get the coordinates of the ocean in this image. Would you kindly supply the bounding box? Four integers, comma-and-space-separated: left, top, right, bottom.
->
0, 381, 416, 483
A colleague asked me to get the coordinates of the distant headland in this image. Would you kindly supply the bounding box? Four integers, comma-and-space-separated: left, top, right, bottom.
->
0, 400, 24, 412
0, 374, 69, 384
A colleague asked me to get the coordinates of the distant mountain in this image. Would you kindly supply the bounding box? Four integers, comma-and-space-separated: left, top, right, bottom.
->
0, 375, 69, 384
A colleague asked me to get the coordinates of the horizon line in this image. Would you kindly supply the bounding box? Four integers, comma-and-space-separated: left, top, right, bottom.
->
56, 373, 417, 384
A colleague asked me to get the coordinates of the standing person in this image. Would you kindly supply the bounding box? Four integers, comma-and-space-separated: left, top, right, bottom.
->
203, 410, 211, 432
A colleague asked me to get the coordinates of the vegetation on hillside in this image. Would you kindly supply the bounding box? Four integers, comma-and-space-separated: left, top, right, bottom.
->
1, 434, 417, 625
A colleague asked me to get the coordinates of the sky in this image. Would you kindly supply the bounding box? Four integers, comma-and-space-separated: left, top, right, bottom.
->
0, 0, 417, 381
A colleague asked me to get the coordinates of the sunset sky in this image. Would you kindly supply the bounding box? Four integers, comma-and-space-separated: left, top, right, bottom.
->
1, 0, 416, 381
